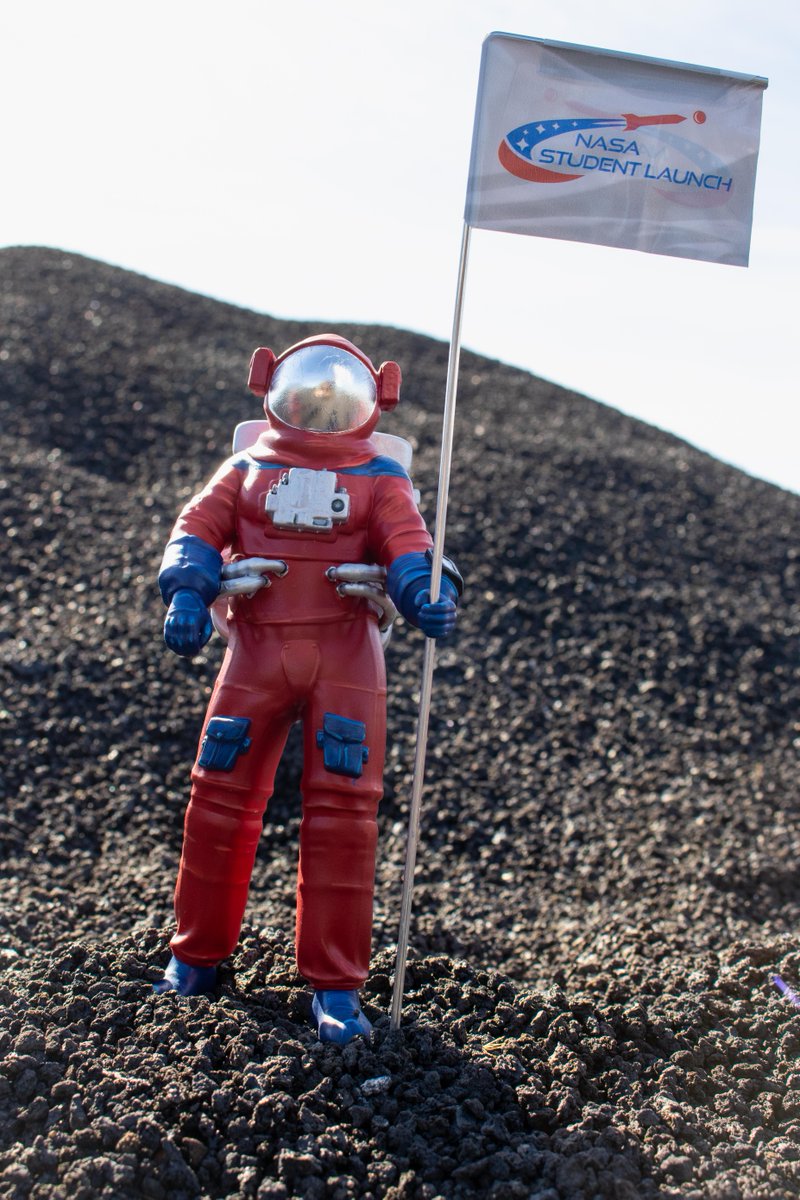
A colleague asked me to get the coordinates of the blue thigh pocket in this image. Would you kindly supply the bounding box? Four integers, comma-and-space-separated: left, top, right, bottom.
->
198, 716, 252, 772
316, 713, 369, 779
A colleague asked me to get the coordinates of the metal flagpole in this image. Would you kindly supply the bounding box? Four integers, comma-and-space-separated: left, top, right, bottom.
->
390, 220, 473, 1030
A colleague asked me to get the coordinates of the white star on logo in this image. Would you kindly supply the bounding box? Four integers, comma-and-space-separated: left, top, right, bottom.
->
517, 137, 529, 151
536, 124, 546, 134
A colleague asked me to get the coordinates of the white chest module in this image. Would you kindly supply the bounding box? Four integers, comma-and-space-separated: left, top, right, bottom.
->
265, 468, 350, 532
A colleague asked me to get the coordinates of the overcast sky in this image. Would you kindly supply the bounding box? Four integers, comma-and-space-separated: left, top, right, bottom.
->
3, 0, 798, 493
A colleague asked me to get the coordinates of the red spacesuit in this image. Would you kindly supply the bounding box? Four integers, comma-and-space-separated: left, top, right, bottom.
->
155, 335, 460, 1039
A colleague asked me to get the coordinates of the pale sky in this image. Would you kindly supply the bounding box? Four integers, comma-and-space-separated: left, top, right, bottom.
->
3, 1, 798, 494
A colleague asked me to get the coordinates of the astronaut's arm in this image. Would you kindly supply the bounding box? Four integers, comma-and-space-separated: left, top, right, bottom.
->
157, 459, 242, 657
369, 473, 463, 638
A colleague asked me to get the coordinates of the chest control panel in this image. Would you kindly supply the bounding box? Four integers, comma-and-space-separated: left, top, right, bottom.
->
265, 468, 350, 532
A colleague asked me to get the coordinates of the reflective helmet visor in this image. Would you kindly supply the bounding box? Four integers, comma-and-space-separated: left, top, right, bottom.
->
267, 345, 377, 433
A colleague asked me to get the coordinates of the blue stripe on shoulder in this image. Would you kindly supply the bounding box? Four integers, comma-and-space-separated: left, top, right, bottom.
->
339, 456, 409, 479
230, 454, 282, 471
232, 454, 409, 479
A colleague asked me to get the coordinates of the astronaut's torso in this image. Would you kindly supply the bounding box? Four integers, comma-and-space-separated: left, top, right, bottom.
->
220, 454, 421, 625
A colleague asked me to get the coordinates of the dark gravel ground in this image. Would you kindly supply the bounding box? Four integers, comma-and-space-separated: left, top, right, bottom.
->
1, 246, 799, 1199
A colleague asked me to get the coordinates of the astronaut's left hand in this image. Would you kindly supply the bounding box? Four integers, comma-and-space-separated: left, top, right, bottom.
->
412, 586, 458, 639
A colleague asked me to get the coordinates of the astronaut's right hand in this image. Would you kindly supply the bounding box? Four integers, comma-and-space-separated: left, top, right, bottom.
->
164, 588, 213, 657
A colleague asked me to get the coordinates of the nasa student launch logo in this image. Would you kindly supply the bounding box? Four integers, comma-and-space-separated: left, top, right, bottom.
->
498, 111, 734, 194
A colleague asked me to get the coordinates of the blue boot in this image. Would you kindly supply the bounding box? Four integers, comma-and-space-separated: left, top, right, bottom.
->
312, 990, 372, 1045
153, 953, 217, 996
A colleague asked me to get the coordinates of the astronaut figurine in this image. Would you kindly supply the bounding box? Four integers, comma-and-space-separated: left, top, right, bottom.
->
154, 334, 462, 1045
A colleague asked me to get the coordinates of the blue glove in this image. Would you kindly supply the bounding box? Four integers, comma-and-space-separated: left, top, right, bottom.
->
411, 587, 458, 638
386, 551, 463, 640
164, 589, 213, 657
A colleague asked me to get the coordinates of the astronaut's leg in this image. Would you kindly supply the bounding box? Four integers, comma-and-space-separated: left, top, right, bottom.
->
295, 620, 387, 993
166, 627, 294, 972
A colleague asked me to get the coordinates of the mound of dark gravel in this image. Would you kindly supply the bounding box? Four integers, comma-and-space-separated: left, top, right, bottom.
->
1, 246, 799, 1198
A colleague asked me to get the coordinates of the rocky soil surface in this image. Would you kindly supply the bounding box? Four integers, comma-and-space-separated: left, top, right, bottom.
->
1, 246, 799, 1198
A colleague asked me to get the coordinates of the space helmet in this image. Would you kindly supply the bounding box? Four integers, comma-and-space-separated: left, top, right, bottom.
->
247, 335, 401, 435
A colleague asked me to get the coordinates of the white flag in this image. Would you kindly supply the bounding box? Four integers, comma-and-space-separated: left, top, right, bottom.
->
465, 33, 767, 266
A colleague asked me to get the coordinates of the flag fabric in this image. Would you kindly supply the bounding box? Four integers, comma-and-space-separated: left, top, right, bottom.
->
465, 33, 767, 266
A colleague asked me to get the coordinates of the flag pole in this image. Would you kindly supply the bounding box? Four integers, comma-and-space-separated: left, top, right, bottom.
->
390, 220, 473, 1031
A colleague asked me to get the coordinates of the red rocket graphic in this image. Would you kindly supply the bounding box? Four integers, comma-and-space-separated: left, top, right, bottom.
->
499, 112, 688, 183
